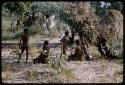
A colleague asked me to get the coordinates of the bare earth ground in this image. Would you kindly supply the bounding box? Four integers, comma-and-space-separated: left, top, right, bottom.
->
2, 37, 123, 83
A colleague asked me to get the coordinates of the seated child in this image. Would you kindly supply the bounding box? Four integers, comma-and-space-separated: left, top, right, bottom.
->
100, 41, 116, 59
68, 40, 83, 61
33, 40, 50, 64
80, 37, 92, 60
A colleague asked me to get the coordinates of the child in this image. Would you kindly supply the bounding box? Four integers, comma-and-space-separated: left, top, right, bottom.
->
60, 31, 69, 55
80, 37, 93, 60
16, 20, 21, 30
68, 40, 83, 61
18, 28, 29, 63
33, 40, 50, 64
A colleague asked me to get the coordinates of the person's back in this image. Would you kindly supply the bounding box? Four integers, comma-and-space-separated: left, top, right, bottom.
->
74, 45, 83, 60
68, 40, 83, 61
79, 38, 92, 60
61, 36, 69, 47
60, 31, 69, 55
21, 32, 28, 47
80, 38, 88, 52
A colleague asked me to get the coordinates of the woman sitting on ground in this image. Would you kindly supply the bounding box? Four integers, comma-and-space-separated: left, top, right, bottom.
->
33, 40, 50, 64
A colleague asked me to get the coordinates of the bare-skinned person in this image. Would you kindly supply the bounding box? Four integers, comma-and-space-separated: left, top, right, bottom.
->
68, 40, 83, 61
33, 40, 50, 64
60, 31, 69, 55
18, 28, 29, 63
80, 37, 92, 60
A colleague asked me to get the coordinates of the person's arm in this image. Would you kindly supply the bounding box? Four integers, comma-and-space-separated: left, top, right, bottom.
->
19, 36, 22, 44
47, 47, 50, 54
19, 35, 22, 48
86, 43, 89, 48
27, 35, 29, 45
60, 37, 64, 42
74, 47, 78, 55
101, 44, 103, 48
106, 43, 109, 50
67, 37, 70, 44
43, 47, 50, 56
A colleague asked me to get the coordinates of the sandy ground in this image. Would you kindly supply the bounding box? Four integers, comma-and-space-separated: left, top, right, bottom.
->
2, 36, 123, 83
2, 45, 123, 83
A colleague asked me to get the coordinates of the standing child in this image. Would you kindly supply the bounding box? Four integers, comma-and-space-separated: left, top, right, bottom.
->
18, 28, 29, 63
60, 31, 69, 55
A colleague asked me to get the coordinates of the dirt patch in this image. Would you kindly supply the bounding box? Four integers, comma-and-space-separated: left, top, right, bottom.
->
2, 45, 123, 83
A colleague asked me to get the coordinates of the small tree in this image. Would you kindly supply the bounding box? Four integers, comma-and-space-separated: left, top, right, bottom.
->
2, 2, 31, 30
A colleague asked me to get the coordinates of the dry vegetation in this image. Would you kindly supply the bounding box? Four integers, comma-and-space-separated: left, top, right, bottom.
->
2, 2, 123, 84
2, 42, 123, 83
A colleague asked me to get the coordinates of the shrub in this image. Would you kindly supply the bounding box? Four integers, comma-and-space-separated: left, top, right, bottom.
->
89, 45, 101, 58
25, 70, 39, 80
2, 31, 15, 40
28, 25, 42, 36
14, 32, 22, 39
29, 45, 41, 58
2, 64, 13, 81
12, 45, 20, 56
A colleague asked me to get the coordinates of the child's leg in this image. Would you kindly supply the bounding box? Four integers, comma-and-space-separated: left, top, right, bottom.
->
25, 47, 28, 62
18, 47, 25, 62
63, 47, 67, 55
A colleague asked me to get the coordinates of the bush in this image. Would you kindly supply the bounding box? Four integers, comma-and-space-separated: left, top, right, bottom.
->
29, 44, 41, 58
14, 32, 22, 39
12, 45, 20, 56
89, 45, 101, 58
2, 31, 15, 40
28, 25, 42, 36
25, 70, 39, 81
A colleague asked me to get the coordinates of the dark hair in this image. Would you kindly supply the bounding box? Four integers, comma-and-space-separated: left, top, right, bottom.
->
75, 40, 80, 46
65, 31, 69, 36
79, 32, 83, 39
44, 40, 49, 45
43, 40, 49, 50
24, 28, 28, 33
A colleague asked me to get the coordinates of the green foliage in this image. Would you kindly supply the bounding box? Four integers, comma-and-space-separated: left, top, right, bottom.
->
109, 2, 123, 14
61, 69, 75, 80
25, 70, 39, 80
3, 2, 31, 16
31, 2, 61, 15
91, 1, 123, 17
14, 32, 22, 39
2, 31, 14, 40
28, 25, 42, 36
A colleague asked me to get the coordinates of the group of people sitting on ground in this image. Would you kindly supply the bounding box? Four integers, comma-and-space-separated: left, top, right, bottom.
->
97, 34, 117, 59
18, 28, 116, 64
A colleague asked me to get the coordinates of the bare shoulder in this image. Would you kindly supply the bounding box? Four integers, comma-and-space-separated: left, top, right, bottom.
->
75, 46, 79, 50
60, 36, 65, 41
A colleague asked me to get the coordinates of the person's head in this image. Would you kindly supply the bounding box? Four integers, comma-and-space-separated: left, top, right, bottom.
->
75, 40, 80, 46
43, 40, 49, 47
24, 28, 28, 34
79, 32, 83, 39
65, 31, 69, 36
